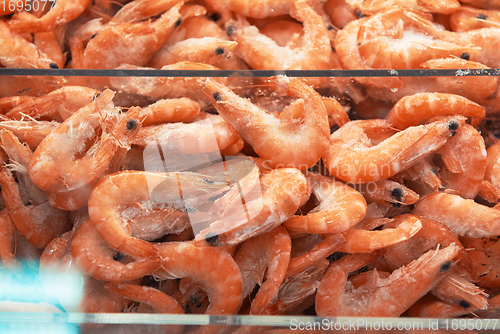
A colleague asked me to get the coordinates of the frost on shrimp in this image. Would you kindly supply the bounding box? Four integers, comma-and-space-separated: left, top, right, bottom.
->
346, 0, 461, 16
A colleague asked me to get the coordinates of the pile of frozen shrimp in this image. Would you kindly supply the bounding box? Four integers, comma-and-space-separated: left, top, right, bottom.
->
3, 0, 500, 326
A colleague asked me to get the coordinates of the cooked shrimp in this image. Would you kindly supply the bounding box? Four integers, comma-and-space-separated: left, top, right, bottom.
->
134, 113, 241, 154
478, 180, 500, 204
82, 3, 182, 69
485, 140, 500, 191
71, 218, 162, 282
139, 98, 200, 126
260, 19, 304, 47
466, 250, 500, 288
223, 0, 291, 18
460, 0, 500, 10
285, 233, 346, 278
407, 294, 477, 318
437, 123, 487, 199
28, 90, 140, 193
316, 244, 460, 317
33, 30, 65, 69
0, 96, 34, 114
0, 167, 71, 249
359, 179, 419, 207
0, 120, 59, 149
346, 0, 460, 16
227, 0, 331, 70
109, 0, 184, 24
464, 27, 500, 68
6, 86, 100, 122
0, 209, 20, 271
323, 116, 466, 184
234, 226, 291, 314
283, 174, 367, 234
154, 241, 243, 316
451, 7, 500, 32
385, 93, 485, 129
205, 76, 329, 170
88, 170, 227, 258
413, 192, 500, 237
324, 0, 357, 29
338, 214, 423, 253
8, 0, 91, 33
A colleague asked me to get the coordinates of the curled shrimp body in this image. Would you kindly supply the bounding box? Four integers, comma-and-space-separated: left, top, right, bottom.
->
346, 0, 461, 16
71, 218, 163, 282
223, 0, 290, 18
316, 244, 459, 317
109, 0, 184, 24
154, 241, 243, 315
323, 116, 466, 184
88, 170, 227, 259
283, 174, 367, 234
195, 167, 310, 247
83, 4, 182, 69
451, 7, 500, 32
385, 93, 485, 129
8, 0, 91, 33
6, 86, 100, 122
359, 179, 419, 207
413, 192, 500, 238
138, 98, 200, 126
485, 140, 500, 191
0, 120, 59, 149
227, 0, 331, 71
0, 209, 20, 271
437, 123, 487, 199
205, 76, 329, 170
234, 226, 291, 315
324, 0, 357, 29
28, 90, 140, 193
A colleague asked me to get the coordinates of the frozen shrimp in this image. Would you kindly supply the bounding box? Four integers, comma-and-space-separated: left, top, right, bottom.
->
82, 3, 182, 69
478, 180, 500, 204
338, 214, 423, 253
393, 158, 443, 192
413, 192, 500, 238
194, 167, 310, 247
283, 174, 367, 234
134, 113, 241, 154
234, 226, 291, 315
466, 250, 500, 288
154, 241, 243, 315
316, 244, 460, 317
323, 116, 466, 184
8, 0, 91, 33
0, 96, 34, 114
385, 93, 485, 129
0, 120, 59, 149
227, 0, 331, 70
407, 294, 476, 318
358, 179, 419, 207
485, 140, 500, 191
451, 7, 500, 32
0, 21, 56, 69
345, 0, 460, 16
464, 27, 500, 68
147, 37, 237, 68
88, 170, 227, 258
324, 0, 357, 29
109, 0, 184, 24
6, 86, 100, 122
205, 76, 329, 170
260, 20, 304, 48
437, 123, 487, 199
71, 218, 163, 282
33, 30, 65, 70
139, 97, 200, 126
0, 209, 20, 271
0, 167, 71, 249
223, 0, 291, 18
28, 90, 139, 193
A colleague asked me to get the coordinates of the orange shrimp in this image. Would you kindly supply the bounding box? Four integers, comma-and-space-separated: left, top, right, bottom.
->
346, 0, 461, 16
437, 123, 487, 199
259, 19, 304, 48
413, 192, 500, 238
485, 139, 500, 191
358, 179, 419, 207
88, 170, 227, 258
227, 0, 331, 71
385, 93, 485, 129
464, 27, 500, 69
0, 96, 34, 114
154, 241, 243, 316
71, 218, 162, 282
0, 167, 71, 249
109, 0, 184, 24
138, 98, 200, 126
324, 0, 357, 29
0, 209, 20, 271
5, 86, 100, 122
407, 294, 477, 318
32, 30, 65, 69
28, 90, 140, 193
323, 116, 466, 184
338, 214, 423, 253
223, 0, 291, 18
316, 244, 460, 317
194, 167, 310, 247
283, 174, 367, 234
451, 7, 500, 32
205, 76, 329, 170
0, 120, 59, 149
82, 3, 182, 69
234, 226, 291, 315
8, 0, 91, 33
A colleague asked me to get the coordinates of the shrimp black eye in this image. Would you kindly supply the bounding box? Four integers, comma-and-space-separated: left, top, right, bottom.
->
90, 33, 98, 40
227, 26, 235, 37
459, 300, 471, 308
213, 92, 222, 101
460, 52, 470, 60
215, 47, 225, 55
49, 62, 59, 69
126, 119, 138, 130
209, 13, 220, 21
448, 120, 459, 136
113, 252, 125, 261
92, 93, 101, 101
327, 25, 334, 31
175, 18, 182, 28
205, 232, 218, 245
477, 14, 488, 20
355, 10, 365, 18
191, 295, 203, 308
391, 188, 403, 199
204, 178, 215, 184
440, 261, 451, 272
